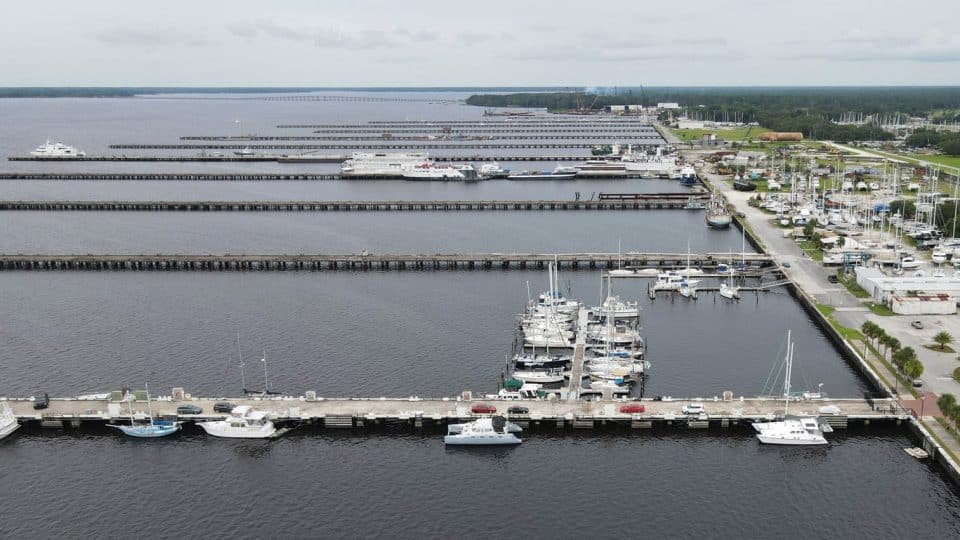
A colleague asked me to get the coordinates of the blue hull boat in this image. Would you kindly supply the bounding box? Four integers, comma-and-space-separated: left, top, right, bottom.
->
111, 420, 180, 438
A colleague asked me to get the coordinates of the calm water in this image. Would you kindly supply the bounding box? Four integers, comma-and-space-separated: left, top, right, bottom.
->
0, 272, 864, 398
1, 91, 958, 538
2, 428, 958, 539
0, 210, 747, 254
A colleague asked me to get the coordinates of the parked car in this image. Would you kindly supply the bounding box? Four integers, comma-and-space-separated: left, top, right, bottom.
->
176, 404, 203, 415
470, 403, 497, 414
213, 402, 236, 413
33, 393, 49, 410
507, 406, 529, 415
912, 379, 924, 388
782, 261, 792, 268
682, 403, 705, 415
619, 402, 646, 414
911, 320, 924, 329
827, 274, 839, 284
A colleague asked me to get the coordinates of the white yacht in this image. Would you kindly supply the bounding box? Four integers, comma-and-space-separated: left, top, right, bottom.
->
573, 159, 628, 177
198, 405, 277, 439
402, 163, 469, 181
444, 416, 522, 446
511, 369, 567, 384
0, 402, 20, 441
752, 331, 832, 446
30, 140, 86, 157
340, 152, 430, 177
478, 162, 510, 179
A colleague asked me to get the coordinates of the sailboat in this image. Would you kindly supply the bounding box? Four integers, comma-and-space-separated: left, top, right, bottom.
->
752, 331, 832, 445
608, 238, 634, 276
237, 334, 282, 396
109, 384, 180, 438
719, 281, 740, 300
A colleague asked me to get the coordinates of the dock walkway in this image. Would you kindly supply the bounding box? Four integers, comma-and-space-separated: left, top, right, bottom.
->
2, 394, 905, 430
565, 307, 589, 401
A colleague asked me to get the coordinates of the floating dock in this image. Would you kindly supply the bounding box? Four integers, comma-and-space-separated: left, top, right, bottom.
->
0, 252, 774, 272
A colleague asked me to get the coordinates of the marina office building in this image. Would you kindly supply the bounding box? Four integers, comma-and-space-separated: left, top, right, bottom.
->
855, 267, 960, 314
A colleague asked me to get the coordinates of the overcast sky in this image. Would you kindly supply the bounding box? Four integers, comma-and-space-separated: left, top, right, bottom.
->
2, 0, 958, 86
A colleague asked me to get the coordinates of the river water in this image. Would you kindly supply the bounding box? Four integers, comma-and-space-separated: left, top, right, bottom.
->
0, 90, 957, 538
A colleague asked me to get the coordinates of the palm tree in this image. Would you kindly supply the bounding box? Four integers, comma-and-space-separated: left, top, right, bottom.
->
933, 331, 954, 351
938, 394, 957, 420
903, 358, 924, 380
886, 336, 901, 359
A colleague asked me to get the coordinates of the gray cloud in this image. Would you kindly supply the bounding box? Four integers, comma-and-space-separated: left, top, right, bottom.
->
93, 27, 215, 47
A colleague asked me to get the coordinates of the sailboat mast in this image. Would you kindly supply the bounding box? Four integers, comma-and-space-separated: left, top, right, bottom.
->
237, 332, 246, 393
784, 330, 793, 416
145, 382, 154, 426
262, 351, 269, 392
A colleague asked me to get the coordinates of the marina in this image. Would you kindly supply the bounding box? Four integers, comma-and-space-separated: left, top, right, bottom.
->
2, 87, 960, 537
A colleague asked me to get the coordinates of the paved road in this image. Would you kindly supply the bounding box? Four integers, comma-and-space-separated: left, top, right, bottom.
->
700, 168, 960, 399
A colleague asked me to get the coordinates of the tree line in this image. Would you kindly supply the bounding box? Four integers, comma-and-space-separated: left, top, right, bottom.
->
905, 128, 960, 155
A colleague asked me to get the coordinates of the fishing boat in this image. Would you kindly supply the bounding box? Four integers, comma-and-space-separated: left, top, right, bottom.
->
198, 405, 277, 439
705, 193, 733, 229
679, 165, 698, 185
752, 331, 832, 445
109, 385, 180, 438
444, 416, 521, 446
679, 280, 697, 299
0, 402, 20, 441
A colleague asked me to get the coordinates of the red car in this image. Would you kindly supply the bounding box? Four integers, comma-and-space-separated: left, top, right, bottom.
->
619, 403, 646, 414
471, 403, 497, 414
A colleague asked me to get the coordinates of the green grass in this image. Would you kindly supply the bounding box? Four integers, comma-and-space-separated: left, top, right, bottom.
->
837, 274, 870, 298
672, 126, 771, 142
867, 302, 895, 316
923, 344, 957, 354
798, 240, 824, 261
930, 418, 960, 464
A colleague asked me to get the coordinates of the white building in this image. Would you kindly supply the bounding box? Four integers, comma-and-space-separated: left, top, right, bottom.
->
855, 266, 960, 313
657, 102, 681, 109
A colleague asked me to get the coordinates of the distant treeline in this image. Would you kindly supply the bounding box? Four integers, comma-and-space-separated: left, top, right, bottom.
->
466, 87, 960, 142
906, 129, 960, 155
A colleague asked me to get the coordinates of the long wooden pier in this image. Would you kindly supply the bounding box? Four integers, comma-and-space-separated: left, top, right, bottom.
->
179, 134, 660, 141
0, 195, 706, 212
1, 393, 905, 432
0, 252, 774, 272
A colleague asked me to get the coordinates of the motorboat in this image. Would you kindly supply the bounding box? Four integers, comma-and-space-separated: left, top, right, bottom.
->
679, 280, 697, 299
754, 416, 832, 445
402, 163, 466, 181
899, 256, 920, 269
593, 294, 640, 320
507, 165, 577, 180
652, 270, 685, 291
444, 416, 521, 446
198, 405, 277, 439
752, 330, 832, 445
30, 140, 86, 157
0, 402, 20, 441
587, 323, 642, 347
234, 147, 256, 157
340, 152, 431, 177
448, 417, 522, 434
573, 159, 628, 177
932, 246, 948, 264
478, 162, 510, 179
679, 165, 698, 185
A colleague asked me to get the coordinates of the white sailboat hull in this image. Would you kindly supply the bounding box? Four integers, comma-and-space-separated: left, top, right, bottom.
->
199, 421, 277, 439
